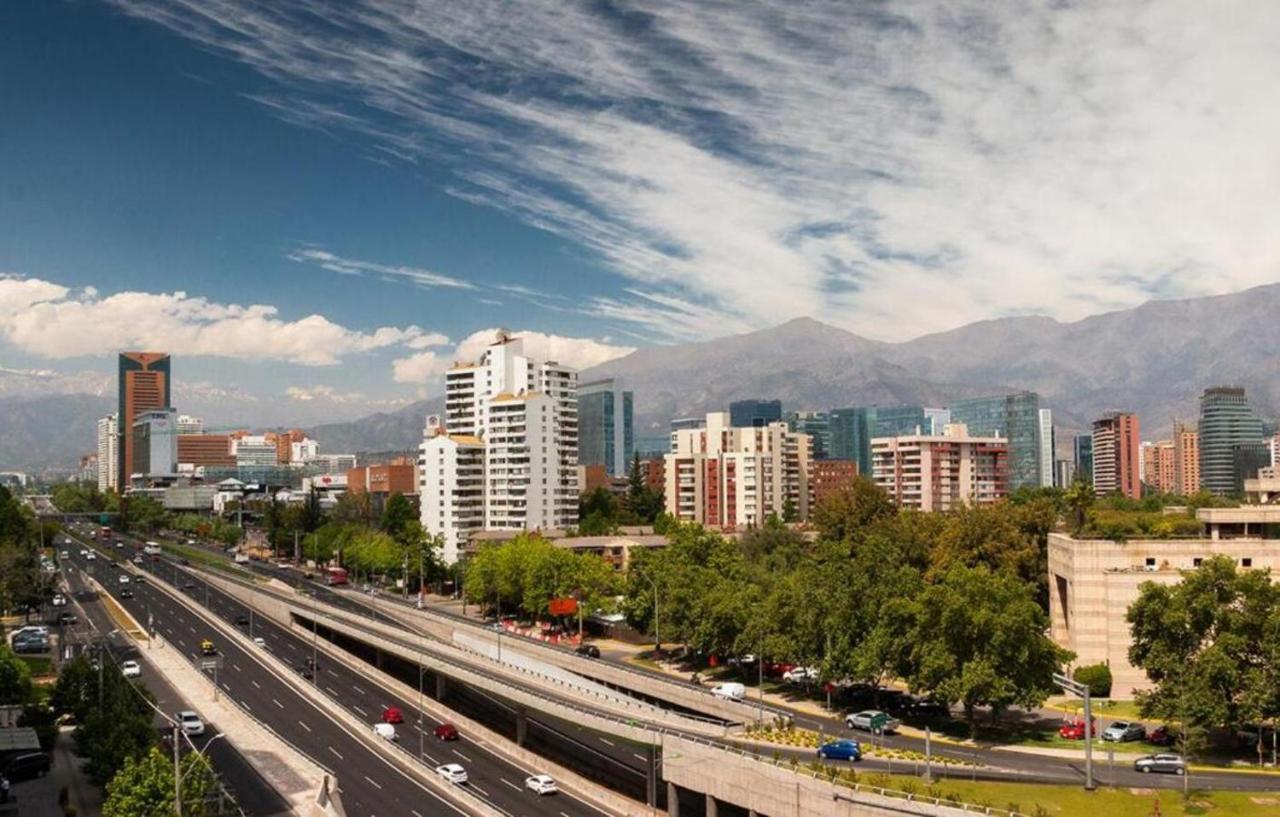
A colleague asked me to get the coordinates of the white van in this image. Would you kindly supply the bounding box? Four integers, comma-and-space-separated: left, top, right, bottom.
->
143, 543, 162, 555
710, 682, 746, 701
233, 552, 250, 564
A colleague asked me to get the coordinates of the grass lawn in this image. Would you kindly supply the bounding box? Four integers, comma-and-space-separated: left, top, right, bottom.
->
18, 655, 54, 678
874, 773, 1280, 816
1054, 699, 1148, 721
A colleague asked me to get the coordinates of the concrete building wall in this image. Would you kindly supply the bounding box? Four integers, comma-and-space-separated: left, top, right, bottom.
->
870, 424, 1008, 512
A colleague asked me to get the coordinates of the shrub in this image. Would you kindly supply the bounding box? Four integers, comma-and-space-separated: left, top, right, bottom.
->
1072, 663, 1113, 698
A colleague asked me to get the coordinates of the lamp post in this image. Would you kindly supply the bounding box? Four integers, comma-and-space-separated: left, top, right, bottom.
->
633, 567, 661, 656
173, 730, 226, 816
1054, 673, 1095, 791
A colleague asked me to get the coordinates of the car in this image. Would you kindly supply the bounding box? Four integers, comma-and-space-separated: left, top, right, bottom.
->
433, 723, 459, 741
78, 549, 88, 558
817, 739, 862, 761
782, 666, 819, 684
120, 588, 133, 599
846, 710, 900, 734
373, 722, 397, 741
1102, 721, 1146, 742
1, 752, 51, 782
11, 625, 49, 640
1059, 717, 1097, 740
382, 706, 404, 724
524, 774, 558, 795
1133, 753, 1185, 775
234, 614, 250, 627
436, 763, 467, 784
59, 550, 68, 559
134, 575, 146, 584
121, 660, 141, 678
116, 542, 124, 549
50, 594, 67, 607
178, 711, 205, 736
252, 637, 266, 648
182, 581, 197, 591
133, 555, 143, 564
1147, 725, 1177, 746
200, 640, 216, 656
710, 682, 746, 701
58, 612, 77, 625
118, 574, 130, 585
905, 697, 950, 717
574, 644, 601, 658
186, 539, 196, 546
12, 637, 49, 654
85, 552, 96, 561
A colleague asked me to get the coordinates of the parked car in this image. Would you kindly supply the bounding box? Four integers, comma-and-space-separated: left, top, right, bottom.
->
817, 739, 862, 761
904, 697, 950, 718
373, 723, 397, 741
1147, 725, 1176, 746
846, 710, 900, 734
1059, 717, 1097, 740
524, 774, 558, 795
710, 682, 746, 701
382, 707, 404, 724
433, 723, 459, 741
1102, 721, 1146, 742
178, 711, 205, 736
12, 637, 49, 654
1133, 753, 1186, 775
782, 666, 819, 684
436, 763, 468, 785
121, 660, 141, 678
10, 625, 48, 641
574, 644, 601, 658
1, 752, 51, 782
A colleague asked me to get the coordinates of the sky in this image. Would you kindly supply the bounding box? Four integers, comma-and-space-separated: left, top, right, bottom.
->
2, 1, 1279, 423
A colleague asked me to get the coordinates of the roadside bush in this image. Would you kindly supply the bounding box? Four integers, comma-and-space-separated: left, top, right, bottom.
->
1072, 663, 1113, 698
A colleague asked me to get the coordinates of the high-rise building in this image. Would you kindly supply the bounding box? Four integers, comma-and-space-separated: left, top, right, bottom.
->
809, 459, 858, 506
131, 408, 177, 480
1172, 423, 1200, 496
1074, 434, 1094, 483
871, 423, 1009, 512
948, 392, 1043, 490
828, 404, 927, 475
177, 435, 235, 468
233, 436, 280, 467
729, 399, 783, 428
1037, 409, 1055, 488
117, 352, 171, 488
96, 413, 118, 493
664, 411, 812, 527
785, 411, 831, 460
924, 408, 952, 435
1054, 458, 1076, 488
176, 415, 203, 435
1232, 442, 1272, 494
1199, 386, 1265, 496
577, 378, 634, 477
419, 332, 578, 563
1141, 440, 1177, 494
1092, 412, 1141, 499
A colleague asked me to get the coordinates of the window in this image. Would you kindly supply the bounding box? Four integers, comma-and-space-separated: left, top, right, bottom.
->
1193, 558, 1202, 568
1242, 558, 1253, 568
1145, 557, 1156, 568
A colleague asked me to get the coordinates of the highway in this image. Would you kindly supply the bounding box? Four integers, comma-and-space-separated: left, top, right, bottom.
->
61, 526, 618, 817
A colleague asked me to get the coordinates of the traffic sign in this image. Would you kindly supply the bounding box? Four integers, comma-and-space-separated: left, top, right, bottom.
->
869, 712, 889, 731
200, 657, 223, 672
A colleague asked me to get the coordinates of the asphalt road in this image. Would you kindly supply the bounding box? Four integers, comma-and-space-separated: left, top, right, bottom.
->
62, 528, 615, 817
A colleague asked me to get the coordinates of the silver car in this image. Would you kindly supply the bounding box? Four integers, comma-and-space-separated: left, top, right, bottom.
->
1133, 753, 1185, 775
845, 710, 901, 734
1102, 721, 1146, 742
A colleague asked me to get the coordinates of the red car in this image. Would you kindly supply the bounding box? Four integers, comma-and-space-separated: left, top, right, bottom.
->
1147, 725, 1176, 746
1059, 717, 1096, 740
433, 723, 459, 741
381, 707, 404, 725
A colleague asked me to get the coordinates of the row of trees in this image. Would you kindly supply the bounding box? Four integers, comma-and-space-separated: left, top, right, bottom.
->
0, 486, 56, 616
464, 534, 620, 624
299, 492, 445, 589
575, 452, 666, 535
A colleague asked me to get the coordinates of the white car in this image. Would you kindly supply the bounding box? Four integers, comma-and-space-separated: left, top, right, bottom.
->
121, 660, 141, 678
133, 555, 143, 564
59, 550, 69, 559
79, 549, 88, 558
436, 763, 468, 785
782, 666, 819, 683
85, 552, 96, 561
178, 711, 205, 736
710, 682, 746, 701
373, 722, 397, 741
524, 774, 558, 795
845, 710, 901, 734
51, 594, 67, 607
253, 637, 266, 648
118, 574, 130, 585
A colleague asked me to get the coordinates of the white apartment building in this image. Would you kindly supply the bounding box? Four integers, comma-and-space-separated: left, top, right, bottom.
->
1037, 408, 1054, 488
290, 437, 320, 463
664, 411, 812, 528
232, 435, 279, 467
419, 332, 579, 564
96, 413, 118, 493
870, 423, 1009, 512
176, 414, 203, 435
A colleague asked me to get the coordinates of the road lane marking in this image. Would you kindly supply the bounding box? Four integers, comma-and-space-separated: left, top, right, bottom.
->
363, 775, 383, 790
272, 698, 284, 709
599, 737, 615, 746
232, 663, 241, 672
412, 810, 424, 817
326, 686, 338, 696
298, 720, 311, 733
328, 746, 343, 760
352, 705, 367, 717
469, 783, 488, 797
501, 778, 520, 791
421, 753, 438, 764
252, 681, 261, 689
352, 685, 365, 695
451, 749, 471, 762
633, 753, 647, 761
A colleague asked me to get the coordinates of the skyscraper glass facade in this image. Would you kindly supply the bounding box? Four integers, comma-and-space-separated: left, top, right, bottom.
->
1074, 434, 1093, 483
785, 411, 831, 459
949, 391, 1043, 490
577, 378, 634, 476
730, 398, 783, 428
1199, 386, 1264, 495
829, 404, 926, 474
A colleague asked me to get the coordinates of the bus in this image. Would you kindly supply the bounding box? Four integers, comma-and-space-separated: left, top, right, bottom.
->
324, 566, 349, 587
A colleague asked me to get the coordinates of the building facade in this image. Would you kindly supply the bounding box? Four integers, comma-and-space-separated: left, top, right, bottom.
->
1037, 408, 1054, 488
1091, 412, 1141, 499
828, 404, 927, 476
948, 392, 1043, 490
176, 415, 203, 435
577, 378, 634, 478
1074, 434, 1094, 484
117, 352, 171, 488
176, 434, 236, 468
1141, 439, 1177, 495
1054, 458, 1076, 488
419, 332, 579, 564
131, 408, 177, 480
233, 436, 280, 467
1173, 423, 1200, 496
347, 460, 418, 497
1199, 386, 1265, 495
729, 399, 783, 428
810, 459, 858, 506
664, 411, 812, 527
870, 423, 1009, 512
785, 411, 831, 460
96, 413, 118, 493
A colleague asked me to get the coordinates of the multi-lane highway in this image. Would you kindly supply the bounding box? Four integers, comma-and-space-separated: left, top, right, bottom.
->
60, 529, 617, 817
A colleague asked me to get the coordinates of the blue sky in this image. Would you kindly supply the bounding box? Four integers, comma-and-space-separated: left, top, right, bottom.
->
2, 1, 1279, 423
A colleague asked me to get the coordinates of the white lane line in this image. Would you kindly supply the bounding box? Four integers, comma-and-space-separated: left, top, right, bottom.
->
352, 685, 365, 695
232, 663, 242, 672
599, 737, 615, 746
242, 701, 252, 712
560, 811, 571, 817
272, 698, 284, 709
325, 686, 338, 696
326, 669, 339, 678
251, 681, 261, 689
469, 783, 489, 797
451, 749, 472, 763
352, 705, 367, 717
501, 778, 520, 792
328, 746, 343, 760
221, 683, 231, 692
421, 753, 438, 764
363, 775, 382, 790
412, 810, 424, 817
298, 720, 311, 733
633, 753, 647, 761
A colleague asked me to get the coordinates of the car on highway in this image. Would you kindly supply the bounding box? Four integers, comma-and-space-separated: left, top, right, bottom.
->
200, 640, 216, 656
85, 552, 96, 561
133, 575, 146, 584
51, 593, 66, 607
118, 574, 130, 585
1133, 753, 1185, 775
1, 751, 51, 782
116, 542, 124, 549
57, 612, 77, 625
373, 723, 397, 741
524, 774, 558, 795
234, 614, 249, 627
710, 682, 746, 701
297, 664, 314, 680
59, 550, 68, 559
1102, 721, 1146, 742
845, 710, 900, 734
436, 763, 468, 785
574, 643, 601, 658
120, 588, 133, 599
78, 549, 88, 558
433, 723, 459, 741
132, 555, 143, 564
121, 660, 141, 678
253, 637, 266, 648
381, 707, 404, 724
817, 739, 862, 761
182, 581, 197, 591
178, 711, 205, 736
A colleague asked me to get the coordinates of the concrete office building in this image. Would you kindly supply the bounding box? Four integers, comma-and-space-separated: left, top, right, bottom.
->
1038, 409, 1054, 488
664, 411, 812, 528
176, 434, 235, 468
1074, 434, 1093, 483
948, 392, 1043, 490
810, 459, 858, 506
1092, 412, 1141, 499
870, 423, 1009, 512
117, 352, 171, 488
131, 408, 178, 480
577, 378, 634, 478
1199, 386, 1265, 495
233, 435, 280, 467
1173, 423, 1200, 496
419, 331, 579, 564
1141, 439, 1177, 495
785, 411, 831, 460
729, 398, 783, 428
176, 414, 203, 435
96, 413, 118, 493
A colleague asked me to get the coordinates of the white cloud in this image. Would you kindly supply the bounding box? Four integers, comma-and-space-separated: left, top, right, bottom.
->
285, 384, 362, 402
0, 275, 427, 366
109, 1, 1280, 340
286, 247, 475, 290
391, 350, 448, 384
391, 327, 633, 385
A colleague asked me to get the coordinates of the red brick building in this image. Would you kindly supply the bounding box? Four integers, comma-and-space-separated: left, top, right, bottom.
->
810, 459, 859, 506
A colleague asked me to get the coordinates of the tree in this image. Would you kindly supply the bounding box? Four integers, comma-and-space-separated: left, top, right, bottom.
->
928, 503, 1044, 592
0, 645, 33, 705
71, 656, 159, 785
104, 745, 216, 817
1063, 478, 1095, 535
1127, 556, 1280, 735
124, 495, 168, 533
625, 452, 665, 523
1072, 663, 1113, 698
380, 493, 416, 540
809, 477, 896, 544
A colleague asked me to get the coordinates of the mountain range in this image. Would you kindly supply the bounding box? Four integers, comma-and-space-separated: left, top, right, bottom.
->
3, 283, 1278, 472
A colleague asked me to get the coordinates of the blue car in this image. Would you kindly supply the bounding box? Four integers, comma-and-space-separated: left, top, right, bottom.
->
817, 739, 862, 761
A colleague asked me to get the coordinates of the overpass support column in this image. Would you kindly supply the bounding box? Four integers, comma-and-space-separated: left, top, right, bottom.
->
705, 794, 718, 817
666, 782, 679, 817
435, 673, 446, 702
515, 705, 528, 746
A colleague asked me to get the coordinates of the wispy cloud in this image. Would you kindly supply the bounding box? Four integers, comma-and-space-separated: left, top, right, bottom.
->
287, 247, 475, 290
110, 0, 1280, 340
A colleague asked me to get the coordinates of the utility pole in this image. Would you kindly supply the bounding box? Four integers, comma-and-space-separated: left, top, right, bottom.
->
172, 724, 182, 816
1054, 673, 1095, 791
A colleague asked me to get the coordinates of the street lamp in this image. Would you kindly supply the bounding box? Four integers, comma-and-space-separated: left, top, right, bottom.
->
1054, 672, 1095, 791
173, 730, 226, 816
633, 567, 661, 656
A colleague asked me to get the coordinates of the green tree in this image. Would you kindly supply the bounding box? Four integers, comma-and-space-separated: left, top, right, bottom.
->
0, 644, 33, 705
624, 451, 665, 523
74, 656, 159, 785
104, 745, 216, 817
124, 495, 168, 533
809, 477, 896, 544
380, 493, 416, 540
1063, 478, 1095, 535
